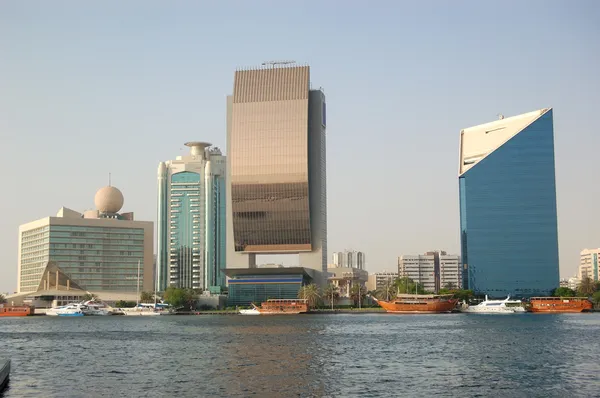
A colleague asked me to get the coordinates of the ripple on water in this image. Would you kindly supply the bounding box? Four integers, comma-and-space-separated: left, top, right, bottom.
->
0, 314, 599, 397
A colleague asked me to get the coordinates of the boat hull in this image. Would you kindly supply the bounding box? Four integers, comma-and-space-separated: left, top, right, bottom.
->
0, 358, 9, 393
123, 311, 161, 316
530, 298, 592, 313
0, 306, 34, 317
376, 298, 458, 314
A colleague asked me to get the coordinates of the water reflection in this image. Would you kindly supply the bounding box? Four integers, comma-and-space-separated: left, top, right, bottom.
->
1, 314, 600, 397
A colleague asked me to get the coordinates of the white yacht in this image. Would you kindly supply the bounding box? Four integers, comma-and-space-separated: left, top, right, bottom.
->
239, 307, 261, 315
81, 301, 112, 316
122, 304, 161, 316
46, 303, 86, 317
461, 296, 526, 314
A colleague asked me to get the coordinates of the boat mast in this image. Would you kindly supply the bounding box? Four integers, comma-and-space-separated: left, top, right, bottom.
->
136, 260, 141, 306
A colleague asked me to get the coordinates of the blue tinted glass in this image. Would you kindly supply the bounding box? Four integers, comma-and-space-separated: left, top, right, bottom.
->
459, 110, 559, 297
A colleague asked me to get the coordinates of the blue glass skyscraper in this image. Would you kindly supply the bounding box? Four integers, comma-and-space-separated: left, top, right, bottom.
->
459, 108, 559, 297
157, 142, 226, 292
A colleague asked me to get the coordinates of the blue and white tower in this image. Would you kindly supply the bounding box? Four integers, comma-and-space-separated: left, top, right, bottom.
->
157, 142, 226, 292
458, 108, 559, 297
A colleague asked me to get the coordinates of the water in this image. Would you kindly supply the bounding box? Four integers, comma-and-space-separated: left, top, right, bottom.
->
1, 314, 600, 397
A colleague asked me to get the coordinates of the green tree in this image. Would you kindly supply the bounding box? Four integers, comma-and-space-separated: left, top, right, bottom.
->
81, 293, 99, 302
443, 282, 457, 290
394, 277, 426, 295
322, 284, 339, 310
592, 291, 600, 309
140, 291, 155, 304
0, 294, 6, 304
578, 276, 596, 296
350, 284, 367, 308
552, 287, 576, 297
438, 288, 474, 302
298, 284, 320, 309
115, 300, 136, 308
163, 287, 198, 309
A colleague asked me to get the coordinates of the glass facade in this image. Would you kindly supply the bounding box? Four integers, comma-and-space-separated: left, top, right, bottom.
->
20, 224, 145, 292
169, 171, 203, 288
20, 226, 50, 292
230, 66, 312, 253
459, 109, 559, 297
157, 146, 227, 292
205, 169, 226, 289
227, 274, 309, 306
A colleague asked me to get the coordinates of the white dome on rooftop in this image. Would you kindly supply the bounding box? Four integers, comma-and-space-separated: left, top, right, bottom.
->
94, 186, 124, 214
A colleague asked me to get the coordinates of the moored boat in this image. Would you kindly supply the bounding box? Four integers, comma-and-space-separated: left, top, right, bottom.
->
461, 295, 526, 314
46, 303, 85, 317
372, 294, 458, 313
0, 304, 35, 317
81, 300, 112, 316
239, 299, 309, 315
530, 297, 592, 313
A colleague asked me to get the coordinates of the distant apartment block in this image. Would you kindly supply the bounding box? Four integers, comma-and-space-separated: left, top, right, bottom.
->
366, 271, 398, 292
579, 249, 600, 281
332, 250, 366, 270
560, 276, 581, 290
397, 251, 461, 293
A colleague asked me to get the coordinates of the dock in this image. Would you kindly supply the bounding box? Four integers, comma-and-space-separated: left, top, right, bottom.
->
0, 358, 10, 392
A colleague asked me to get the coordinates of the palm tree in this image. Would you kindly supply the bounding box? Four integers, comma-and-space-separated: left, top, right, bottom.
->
350, 284, 367, 308
298, 284, 320, 309
578, 276, 596, 296
0, 294, 6, 304
382, 282, 396, 301
444, 282, 457, 290
140, 291, 155, 303
322, 284, 339, 310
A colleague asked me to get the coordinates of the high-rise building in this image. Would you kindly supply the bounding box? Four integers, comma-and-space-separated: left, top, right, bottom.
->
17, 186, 153, 294
332, 250, 366, 270
459, 108, 559, 297
579, 249, 600, 282
225, 64, 327, 278
397, 251, 461, 293
157, 143, 226, 292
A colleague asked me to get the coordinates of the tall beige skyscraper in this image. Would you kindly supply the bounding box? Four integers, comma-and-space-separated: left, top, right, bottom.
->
225, 63, 327, 275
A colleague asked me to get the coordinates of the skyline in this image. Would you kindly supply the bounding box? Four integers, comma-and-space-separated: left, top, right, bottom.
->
2, 1, 600, 292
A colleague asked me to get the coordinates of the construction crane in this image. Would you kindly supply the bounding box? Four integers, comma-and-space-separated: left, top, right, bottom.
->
261, 60, 296, 67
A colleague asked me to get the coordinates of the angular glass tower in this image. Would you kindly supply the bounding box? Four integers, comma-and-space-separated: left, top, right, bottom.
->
458, 108, 559, 297
225, 64, 327, 276
157, 143, 226, 292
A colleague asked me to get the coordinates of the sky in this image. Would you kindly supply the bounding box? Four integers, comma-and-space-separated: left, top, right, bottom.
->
1, 0, 599, 293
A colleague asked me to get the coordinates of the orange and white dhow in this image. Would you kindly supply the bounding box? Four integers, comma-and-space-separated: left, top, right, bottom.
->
530, 297, 592, 313
372, 294, 458, 314
0, 304, 35, 317
239, 299, 309, 315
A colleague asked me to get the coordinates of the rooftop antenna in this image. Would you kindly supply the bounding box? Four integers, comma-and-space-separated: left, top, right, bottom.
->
108, 172, 111, 187
261, 60, 296, 68
498, 113, 505, 120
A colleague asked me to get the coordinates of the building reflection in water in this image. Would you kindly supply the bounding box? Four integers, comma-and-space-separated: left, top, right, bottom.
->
217, 322, 328, 397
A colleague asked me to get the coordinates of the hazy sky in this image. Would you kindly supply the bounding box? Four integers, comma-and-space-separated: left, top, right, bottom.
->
1, 1, 599, 293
